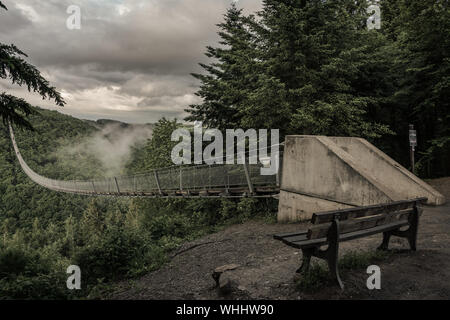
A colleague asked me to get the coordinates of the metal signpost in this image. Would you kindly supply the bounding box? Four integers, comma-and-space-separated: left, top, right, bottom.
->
409, 124, 417, 174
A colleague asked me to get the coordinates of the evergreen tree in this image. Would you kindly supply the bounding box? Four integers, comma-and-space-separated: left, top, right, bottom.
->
185, 3, 259, 130
0, 1, 65, 130
393, 0, 449, 177
80, 200, 105, 242
187, 1, 393, 139
138, 118, 181, 170
254, 0, 392, 138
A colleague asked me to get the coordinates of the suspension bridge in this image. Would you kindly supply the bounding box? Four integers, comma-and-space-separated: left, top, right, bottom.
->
9, 123, 444, 221
8, 123, 281, 199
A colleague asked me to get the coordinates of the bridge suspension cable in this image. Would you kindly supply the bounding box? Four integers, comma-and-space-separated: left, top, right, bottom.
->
8, 123, 281, 198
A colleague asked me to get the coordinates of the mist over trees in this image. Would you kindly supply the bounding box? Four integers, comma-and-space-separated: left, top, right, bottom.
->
0, 110, 276, 299
186, 0, 450, 178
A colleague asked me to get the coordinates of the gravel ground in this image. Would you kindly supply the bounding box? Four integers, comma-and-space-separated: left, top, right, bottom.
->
110, 178, 450, 300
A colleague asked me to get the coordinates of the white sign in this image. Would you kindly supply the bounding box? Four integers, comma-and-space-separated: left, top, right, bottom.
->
409, 130, 417, 147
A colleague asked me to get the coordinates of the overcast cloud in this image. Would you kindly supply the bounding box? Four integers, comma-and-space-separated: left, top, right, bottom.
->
0, 0, 261, 123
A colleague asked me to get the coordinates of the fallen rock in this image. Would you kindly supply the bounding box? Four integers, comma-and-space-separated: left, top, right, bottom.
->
212, 264, 240, 287
218, 273, 240, 296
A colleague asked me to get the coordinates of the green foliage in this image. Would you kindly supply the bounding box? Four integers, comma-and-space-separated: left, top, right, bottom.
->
0, 245, 67, 299
385, 0, 450, 177
80, 200, 106, 242
0, 5, 64, 129
296, 250, 391, 292
339, 250, 391, 270
0, 108, 102, 231
0, 247, 33, 276
187, 1, 393, 139
186, 0, 450, 178
74, 227, 145, 283
258, 0, 391, 138
186, 3, 259, 130
0, 109, 278, 299
127, 118, 181, 172
296, 263, 330, 293
0, 94, 37, 131
0, 274, 67, 300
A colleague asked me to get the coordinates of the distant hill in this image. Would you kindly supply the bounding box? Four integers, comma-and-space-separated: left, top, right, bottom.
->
0, 106, 154, 228
85, 118, 155, 131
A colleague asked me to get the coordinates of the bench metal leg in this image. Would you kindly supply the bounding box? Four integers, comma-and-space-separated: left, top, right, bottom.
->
377, 232, 392, 251
378, 205, 421, 251
407, 233, 417, 251
408, 205, 420, 251
327, 219, 344, 290
306, 219, 344, 290
296, 249, 313, 274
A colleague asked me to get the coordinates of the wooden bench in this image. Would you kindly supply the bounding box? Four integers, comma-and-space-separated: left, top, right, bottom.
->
274, 198, 427, 290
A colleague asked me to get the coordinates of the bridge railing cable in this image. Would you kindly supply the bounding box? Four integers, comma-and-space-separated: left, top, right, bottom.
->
9, 123, 281, 198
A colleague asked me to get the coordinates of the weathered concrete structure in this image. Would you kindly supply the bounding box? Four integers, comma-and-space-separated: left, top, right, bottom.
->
278, 136, 446, 222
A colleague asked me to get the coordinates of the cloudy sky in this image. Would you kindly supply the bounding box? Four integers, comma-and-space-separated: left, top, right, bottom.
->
0, 0, 261, 123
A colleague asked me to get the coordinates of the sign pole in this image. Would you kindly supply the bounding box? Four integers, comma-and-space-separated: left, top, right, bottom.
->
409, 124, 417, 175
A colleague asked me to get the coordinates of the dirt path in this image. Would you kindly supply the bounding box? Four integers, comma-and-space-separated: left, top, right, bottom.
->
111, 178, 450, 300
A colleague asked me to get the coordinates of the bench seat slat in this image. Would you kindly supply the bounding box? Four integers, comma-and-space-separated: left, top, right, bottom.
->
273, 230, 308, 240
280, 234, 308, 244
311, 198, 426, 224
308, 209, 413, 240
339, 220, 409, 242
281, 220, 410, 249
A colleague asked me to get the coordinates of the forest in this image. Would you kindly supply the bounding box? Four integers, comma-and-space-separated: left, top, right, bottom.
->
188, 0, 449, 178
0, 0, 448, 299
0, 108, 276, 298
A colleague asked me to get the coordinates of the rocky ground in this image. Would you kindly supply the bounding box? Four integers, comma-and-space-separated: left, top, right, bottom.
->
110, 177, 450, 300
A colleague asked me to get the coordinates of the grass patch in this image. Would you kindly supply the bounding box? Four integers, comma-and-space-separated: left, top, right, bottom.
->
254, 212, 278, 224
296, 263, 330, 292
339, 250, 391, 270
296, 249, 391, 292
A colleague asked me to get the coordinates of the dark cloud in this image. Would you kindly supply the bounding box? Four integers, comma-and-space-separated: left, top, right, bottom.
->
0, 5, 32, 30
0, 0, 261, 123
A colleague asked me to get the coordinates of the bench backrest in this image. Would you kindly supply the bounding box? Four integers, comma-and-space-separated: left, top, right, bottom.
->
307, 198, 427, 240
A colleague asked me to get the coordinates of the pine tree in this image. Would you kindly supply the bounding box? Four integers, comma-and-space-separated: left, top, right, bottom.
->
185, 3, 259, 130
391, 0, 450, 177
80, 200, 105, 242
0, 2, 65, 130
252, 0, 392, 138
188, 1, 393, 139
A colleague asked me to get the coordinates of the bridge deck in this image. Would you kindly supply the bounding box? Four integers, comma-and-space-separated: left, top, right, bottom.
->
9, 123, 280, 198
